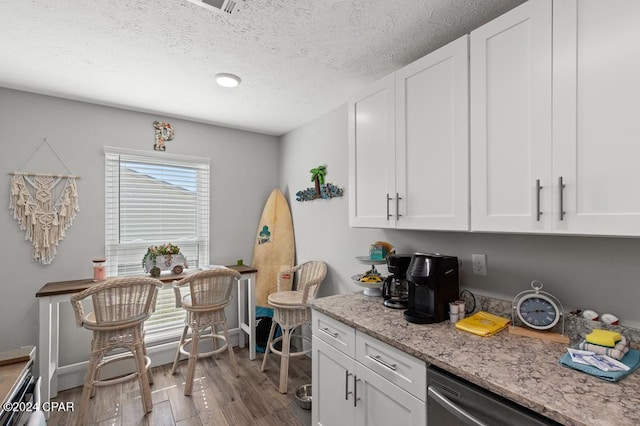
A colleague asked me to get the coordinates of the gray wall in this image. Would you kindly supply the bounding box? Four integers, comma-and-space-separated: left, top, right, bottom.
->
0, 87, 279, 360
280, 104, 640, 329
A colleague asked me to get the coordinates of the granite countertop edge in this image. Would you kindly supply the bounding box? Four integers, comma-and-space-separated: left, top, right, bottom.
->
312, 293, 640, 426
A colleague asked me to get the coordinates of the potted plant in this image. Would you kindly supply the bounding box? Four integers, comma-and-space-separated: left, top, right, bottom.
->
142, 243, 188, 277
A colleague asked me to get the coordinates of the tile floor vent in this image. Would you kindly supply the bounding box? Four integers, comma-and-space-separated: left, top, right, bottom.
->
187, 0, 244, 15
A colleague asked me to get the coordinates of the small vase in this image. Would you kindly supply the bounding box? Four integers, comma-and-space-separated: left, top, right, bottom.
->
150, 266, 161, 277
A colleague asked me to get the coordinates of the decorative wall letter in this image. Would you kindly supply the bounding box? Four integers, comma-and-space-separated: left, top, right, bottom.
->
153, 121, 174, 151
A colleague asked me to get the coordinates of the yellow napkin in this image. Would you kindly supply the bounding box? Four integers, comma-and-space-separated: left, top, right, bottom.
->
585, 329, 622, 348
455, 311, 511, 337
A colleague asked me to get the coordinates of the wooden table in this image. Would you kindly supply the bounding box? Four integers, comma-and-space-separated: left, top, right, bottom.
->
35, 265, 257, 410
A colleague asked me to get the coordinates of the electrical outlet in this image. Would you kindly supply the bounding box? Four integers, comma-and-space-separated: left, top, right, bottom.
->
472, 254, 487, 276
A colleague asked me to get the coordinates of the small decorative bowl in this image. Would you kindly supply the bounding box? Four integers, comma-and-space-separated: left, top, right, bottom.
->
351, 274, 384, 297
295, 384, 312, 410
601, 313, 620, 326
583, 310, 599, 321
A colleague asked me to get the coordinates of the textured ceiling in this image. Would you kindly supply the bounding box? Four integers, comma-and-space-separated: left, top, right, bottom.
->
0, 0, 525, 136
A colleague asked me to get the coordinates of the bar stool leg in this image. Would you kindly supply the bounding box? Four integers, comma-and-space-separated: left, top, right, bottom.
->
278, 326, 292, 394
184, 328, 200, 396
143, 342, 154, 385
171, 325, 189, 375
133, 341, 153, 413
221, 322, 240, 377
211, 324, 219, 358
76, 351, 101, 425
90, 363, 100, 399
260, 321, 277, 372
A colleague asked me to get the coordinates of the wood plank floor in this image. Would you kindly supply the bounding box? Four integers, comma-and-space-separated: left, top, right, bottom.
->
49, 348, 312, 425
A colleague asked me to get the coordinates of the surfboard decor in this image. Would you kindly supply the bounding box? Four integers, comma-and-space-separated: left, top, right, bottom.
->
252, 188, 295, 308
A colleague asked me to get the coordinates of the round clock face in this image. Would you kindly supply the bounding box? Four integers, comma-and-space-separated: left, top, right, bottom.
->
516, 294, 560, 330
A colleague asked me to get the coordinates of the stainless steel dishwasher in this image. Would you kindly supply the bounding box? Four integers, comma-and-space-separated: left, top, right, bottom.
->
427, 366, 561, 426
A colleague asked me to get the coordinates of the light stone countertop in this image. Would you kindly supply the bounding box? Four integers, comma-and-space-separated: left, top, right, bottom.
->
311, 292, 640, 426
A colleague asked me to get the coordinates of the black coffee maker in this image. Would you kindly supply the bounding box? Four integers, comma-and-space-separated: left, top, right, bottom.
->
382, 254, 412, 309
404, 253, 459, 324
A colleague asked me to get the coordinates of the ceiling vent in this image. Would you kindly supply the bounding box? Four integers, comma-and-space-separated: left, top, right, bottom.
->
186, 0, 244, 15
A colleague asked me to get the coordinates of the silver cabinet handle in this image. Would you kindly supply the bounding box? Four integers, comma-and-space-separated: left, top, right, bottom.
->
428, 387, 489, 426
386, 193, 393, 220
320, 327, 338, 339
353, 376, 361, 407
367, 354, 397, 371
345, 371, 352, 400
396, 193, 402, 220
559, 176, 566, 221
536, 179, 543, 221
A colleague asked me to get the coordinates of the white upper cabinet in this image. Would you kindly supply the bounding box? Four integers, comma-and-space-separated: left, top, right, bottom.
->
395, 35, 469, 230
553, 0, 640, 236
471, 0, 640, 237
352, 0, 640, 237
348, 74, 396, 228
470, 0, 552, 233
349, 36, 470, 231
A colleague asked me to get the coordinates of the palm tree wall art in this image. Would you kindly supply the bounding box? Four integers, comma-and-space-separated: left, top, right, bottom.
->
296, 164, 343, 202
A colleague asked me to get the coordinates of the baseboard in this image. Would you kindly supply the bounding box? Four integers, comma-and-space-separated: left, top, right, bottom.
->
57, 332, 242, 392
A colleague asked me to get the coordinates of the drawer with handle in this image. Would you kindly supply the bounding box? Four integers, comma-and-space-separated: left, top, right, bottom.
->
312, 310, 356, 357
355, 330, 426, 401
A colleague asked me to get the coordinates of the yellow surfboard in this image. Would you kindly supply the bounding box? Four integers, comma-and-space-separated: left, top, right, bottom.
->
252, 188, 295, 307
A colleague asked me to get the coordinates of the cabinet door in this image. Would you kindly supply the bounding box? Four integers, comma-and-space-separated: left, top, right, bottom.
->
355, 363, 426, 426
553, 0, 640, 236
312, 336, 356, 426
470, 0, 552, 233
395, 35, 469, 230
348, 74, 396, 228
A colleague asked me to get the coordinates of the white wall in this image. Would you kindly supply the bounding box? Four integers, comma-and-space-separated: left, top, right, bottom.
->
280, 104, 640, 328
0, 88, 279, 363
279, 105, 385, 298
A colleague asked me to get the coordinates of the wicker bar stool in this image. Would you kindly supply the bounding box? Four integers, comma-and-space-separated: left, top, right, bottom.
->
170, 268, 241, 395
70, 276, 163, 425
261, 260, 327, 393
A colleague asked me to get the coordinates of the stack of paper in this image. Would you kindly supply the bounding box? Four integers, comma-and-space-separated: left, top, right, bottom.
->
455, 311, 510, 337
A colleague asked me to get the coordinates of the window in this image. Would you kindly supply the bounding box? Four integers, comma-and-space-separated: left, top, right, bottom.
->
104, 147, 210, 340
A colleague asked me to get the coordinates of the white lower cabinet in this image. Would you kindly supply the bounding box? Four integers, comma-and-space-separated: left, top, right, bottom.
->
312, 337, 356, 426
312, 311, 426, 426
355, 359, 425, 426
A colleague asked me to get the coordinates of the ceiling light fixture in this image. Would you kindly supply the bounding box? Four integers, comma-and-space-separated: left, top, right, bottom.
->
185, 0, 245, 16
215, 73, 241, 88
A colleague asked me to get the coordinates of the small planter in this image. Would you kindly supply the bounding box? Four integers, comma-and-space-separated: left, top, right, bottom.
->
144, 254, 188, 276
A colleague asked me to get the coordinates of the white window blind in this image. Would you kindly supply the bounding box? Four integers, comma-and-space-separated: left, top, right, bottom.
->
104, 147, 210, 339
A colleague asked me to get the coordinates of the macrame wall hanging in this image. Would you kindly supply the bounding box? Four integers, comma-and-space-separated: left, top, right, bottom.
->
9, 138, 80, 265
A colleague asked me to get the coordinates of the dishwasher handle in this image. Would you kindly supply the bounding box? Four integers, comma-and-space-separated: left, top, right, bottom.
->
428, 386, 490, 426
